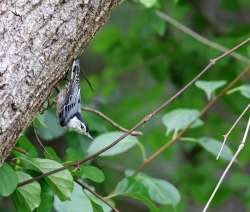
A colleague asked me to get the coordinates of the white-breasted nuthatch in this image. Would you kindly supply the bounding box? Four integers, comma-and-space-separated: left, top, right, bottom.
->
56, 59, 93, 140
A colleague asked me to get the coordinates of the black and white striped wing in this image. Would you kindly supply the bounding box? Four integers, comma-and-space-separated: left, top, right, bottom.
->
59, 60, 81, 126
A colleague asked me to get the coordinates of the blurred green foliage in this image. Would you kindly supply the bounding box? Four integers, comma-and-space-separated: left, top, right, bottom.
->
1, 0, 250, 211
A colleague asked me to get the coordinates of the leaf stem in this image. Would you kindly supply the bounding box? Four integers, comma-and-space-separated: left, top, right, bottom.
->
136, 142, 147, 161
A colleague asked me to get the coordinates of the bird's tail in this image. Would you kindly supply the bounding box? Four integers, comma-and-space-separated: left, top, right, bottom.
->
71, 59, 80, 84
71, 59, 94, 91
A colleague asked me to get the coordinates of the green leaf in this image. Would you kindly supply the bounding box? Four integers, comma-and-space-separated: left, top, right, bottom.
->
162, 109, 201, 135
37, 111, 65, 140
0, 164, 18, 197
85, 190, 112, 212
148, 10, 166, 36
198, 137, 234, 161
37, 181, 54, 212
128, 193, 160, 212
228, 85, 250, 99
114, 178, 159, 212
81, 165, 105, 183
34, 113, 47, 128
54, 183, 93, 212
43, 147, 62, 163
143, 178, 180, 206
114, 172, 180, 208
129, 172, 180, 207
139, 0, 157, 8
12, 171, 41, 212
15, 135, 38, 158
29, 158, 74, 201
87, 131, 139, 156
195, 80, 227, 100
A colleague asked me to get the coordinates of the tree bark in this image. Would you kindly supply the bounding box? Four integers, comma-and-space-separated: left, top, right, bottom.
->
0, 0, 119, 163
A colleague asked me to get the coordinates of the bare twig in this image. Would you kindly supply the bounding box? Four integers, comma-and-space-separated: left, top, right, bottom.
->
133, 65, 250, 175
82, 107, 142, 136
75, 179, 119, 212
217, 103, 250, 159
80, 70, 95, 92
203, 117, 250, 212
156, 10, 250, 65
32, 123, 51, 158
13, 146, 27, 155
17, 37, 250, 188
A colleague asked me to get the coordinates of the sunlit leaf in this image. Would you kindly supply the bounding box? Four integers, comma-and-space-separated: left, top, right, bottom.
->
195, 80, 227, 100
29, 158, 74, 201
12, 171, 41, 212
85, 190, 112, 212
87, 131, 138, 156
114, 171, 180, 208
114, 178, 159, 212
54, 183, 93, 212
162, 109, 201, 135
139, 0, 157, 8
0, 164, 18, 197
34, 113, 47, 128
43, 147, 62, 163
198, 137, 234, 161
228, 85, 250, 99
15, 135, 38, 158
128, 193, 160, 212
135, 173, 180, 207
37, 111, 65, 140
144, 178, 180, 206
81, 165, 105, 183
37, 181, 54, 212
148, 10, 166, 36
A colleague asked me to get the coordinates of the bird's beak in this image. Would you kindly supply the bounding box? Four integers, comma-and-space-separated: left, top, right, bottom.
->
86, 132, 94, 140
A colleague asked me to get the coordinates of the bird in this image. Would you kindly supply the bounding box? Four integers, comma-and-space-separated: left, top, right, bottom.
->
56, 59, 93, 140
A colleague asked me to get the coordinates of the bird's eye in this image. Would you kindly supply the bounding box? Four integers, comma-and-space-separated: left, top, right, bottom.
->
80, 125, 85, 130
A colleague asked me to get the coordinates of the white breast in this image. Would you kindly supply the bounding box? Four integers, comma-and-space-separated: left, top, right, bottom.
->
67, 116, 81, 130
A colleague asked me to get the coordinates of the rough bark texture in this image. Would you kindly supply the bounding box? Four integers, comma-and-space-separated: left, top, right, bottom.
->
0, 0, 119, 163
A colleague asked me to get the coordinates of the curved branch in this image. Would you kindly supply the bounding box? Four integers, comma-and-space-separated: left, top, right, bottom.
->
82, 106, 143, 136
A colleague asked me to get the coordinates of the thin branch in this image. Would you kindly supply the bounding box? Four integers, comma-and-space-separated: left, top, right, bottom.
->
13, 147, 27, 155
217, 103, 250, 159
75, 179, 119, 212
32, 123, 52, 158
203, 117, 250, 212
17, 37, 250, 188
80, 70, 94, 92
133, 65, 250, 175
156, 10, 250, 65
82, 107, 142, 136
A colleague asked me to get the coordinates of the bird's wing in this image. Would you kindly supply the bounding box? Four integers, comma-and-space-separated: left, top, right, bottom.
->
59, 60, 81, 126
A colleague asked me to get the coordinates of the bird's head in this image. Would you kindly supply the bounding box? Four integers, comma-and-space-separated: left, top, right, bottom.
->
67, 115, 93, 140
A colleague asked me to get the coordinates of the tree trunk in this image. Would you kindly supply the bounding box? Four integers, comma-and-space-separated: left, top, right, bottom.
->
0, 0, 119, 163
